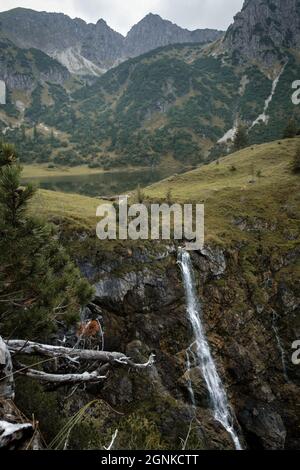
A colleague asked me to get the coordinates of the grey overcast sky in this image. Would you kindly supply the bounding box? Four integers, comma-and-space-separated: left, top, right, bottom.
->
0, 1, 244, 35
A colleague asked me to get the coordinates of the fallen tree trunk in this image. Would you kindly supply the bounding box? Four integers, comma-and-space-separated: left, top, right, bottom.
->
7, 339, 155, 369
0, 336, 155, 449
17, 363, 107, 385
0, 338, 39, 449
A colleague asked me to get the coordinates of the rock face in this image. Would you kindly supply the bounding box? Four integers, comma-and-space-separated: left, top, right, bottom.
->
223, 0, 300, 64
124, 13, 222, 57
0, 36, 70, 91
0, 8, 223, 75
68, 240, 299, 450
0, 9, 125, 75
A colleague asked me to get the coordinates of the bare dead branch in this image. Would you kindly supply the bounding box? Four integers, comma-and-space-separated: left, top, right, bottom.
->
16, 363, 107, 385
7, 340, 155, 369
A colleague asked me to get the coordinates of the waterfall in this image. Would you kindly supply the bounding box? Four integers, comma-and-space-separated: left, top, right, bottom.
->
178, 249, 242, 450
186, 348, 196, 409
251, 63, 287, 128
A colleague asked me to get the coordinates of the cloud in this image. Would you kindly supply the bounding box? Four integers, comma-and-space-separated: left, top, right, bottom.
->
1, 0, 244, 35
158, 0, 244, 31
1, 1, 76, 17
73, 0, 161, 34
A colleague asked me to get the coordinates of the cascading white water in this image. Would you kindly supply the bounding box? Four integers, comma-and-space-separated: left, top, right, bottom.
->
186, 348, 196, 409
178, 249, 242, 450
251, 63, 287, 128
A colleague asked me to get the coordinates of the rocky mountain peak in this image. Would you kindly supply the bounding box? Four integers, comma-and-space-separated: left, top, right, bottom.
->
0, 7, 222, 76
125, 13, 223, 57
143, 12, 163, 21
95, 18, 112, 30
224, 0, 300, 65
138, 12, 170, 26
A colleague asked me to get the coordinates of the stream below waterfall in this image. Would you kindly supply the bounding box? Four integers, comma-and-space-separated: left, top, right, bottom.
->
178, 249, 242, 450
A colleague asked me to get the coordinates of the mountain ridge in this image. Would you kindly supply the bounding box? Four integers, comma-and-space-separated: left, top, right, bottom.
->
223, 0, 300, 65
1, 0, 300, 168
0, 7, 223, 75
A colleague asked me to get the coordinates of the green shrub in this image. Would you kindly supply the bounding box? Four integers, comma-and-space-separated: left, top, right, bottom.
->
136, 184, 145, 203
0, 142, 94, 338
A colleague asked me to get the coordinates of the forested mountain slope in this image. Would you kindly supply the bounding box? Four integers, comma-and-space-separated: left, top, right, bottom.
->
1, 0, 300, 168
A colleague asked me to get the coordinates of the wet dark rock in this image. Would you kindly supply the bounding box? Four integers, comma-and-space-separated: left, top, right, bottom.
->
191, 246, 226, 281
180, 367, 211, 408
94, 266, 181, 315
69, 241, 300, 449
239, 403, 286, 450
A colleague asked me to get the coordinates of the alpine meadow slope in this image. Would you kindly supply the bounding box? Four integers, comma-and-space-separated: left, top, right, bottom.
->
18, 137, 299, 451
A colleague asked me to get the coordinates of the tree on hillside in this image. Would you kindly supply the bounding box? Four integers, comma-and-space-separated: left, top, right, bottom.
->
33, 124, 39, 140
233, 124, 249, 151
283, 118, 298, 139
0, 142, 155, 450
21, 125, 26, 142
0, 142, 93, 338
0, 142, 17, 166
0, 164, 36, 227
